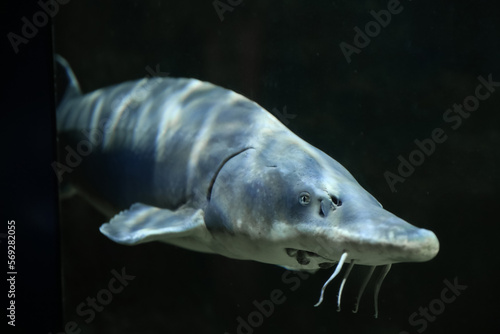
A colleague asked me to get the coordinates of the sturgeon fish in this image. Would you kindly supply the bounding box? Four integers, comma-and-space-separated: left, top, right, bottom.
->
55, 56, 439, 317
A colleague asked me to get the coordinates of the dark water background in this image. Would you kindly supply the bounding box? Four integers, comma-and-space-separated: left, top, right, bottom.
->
3, 0, 499, 333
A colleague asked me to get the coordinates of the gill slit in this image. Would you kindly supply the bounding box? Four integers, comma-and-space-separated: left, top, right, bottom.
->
206, 147, 253, 201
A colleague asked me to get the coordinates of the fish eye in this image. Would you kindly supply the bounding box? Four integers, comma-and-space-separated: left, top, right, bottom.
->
299, 192, 311, 206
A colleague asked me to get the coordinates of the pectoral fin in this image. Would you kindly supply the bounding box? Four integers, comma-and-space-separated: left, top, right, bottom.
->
99, 203, 211, 251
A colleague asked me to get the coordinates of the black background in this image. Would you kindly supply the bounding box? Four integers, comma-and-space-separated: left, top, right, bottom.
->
3, 0, 500, 333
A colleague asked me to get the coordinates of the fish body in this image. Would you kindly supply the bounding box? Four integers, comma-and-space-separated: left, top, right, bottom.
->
56, 56, 438, 313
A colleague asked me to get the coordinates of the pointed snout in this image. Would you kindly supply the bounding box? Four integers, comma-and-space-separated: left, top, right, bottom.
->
393, 225, 440, 263
336, 205, 440, 266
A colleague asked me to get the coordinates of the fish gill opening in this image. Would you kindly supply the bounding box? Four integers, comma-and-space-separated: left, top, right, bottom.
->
206, 147, 254, 201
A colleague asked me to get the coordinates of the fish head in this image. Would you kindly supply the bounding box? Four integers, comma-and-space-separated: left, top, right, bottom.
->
205, 142, 439, 270
277, 145, 440, 269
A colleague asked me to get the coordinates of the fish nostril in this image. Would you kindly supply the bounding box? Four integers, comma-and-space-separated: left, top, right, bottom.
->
331, 195, 342, 206
319, 207, 325, 217
320, 199, 335, 217
319, 195, 342, 218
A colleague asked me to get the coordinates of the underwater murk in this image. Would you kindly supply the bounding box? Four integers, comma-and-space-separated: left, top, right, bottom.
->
51, 1, 499, 334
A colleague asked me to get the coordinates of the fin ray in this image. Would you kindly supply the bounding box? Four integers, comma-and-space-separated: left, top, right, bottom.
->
55, 54, 82, 105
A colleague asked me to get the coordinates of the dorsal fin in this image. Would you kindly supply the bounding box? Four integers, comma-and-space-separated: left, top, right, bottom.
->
54, 54, 81, 106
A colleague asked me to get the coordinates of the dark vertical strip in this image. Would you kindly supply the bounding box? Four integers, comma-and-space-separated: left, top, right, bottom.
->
2, 0, 62, 332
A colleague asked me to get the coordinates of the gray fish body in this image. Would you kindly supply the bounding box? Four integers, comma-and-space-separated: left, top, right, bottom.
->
56, 58, 439, 273
58, 77, 263, 212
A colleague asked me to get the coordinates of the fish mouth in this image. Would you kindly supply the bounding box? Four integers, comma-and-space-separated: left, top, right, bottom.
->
285, 248, 336, 269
